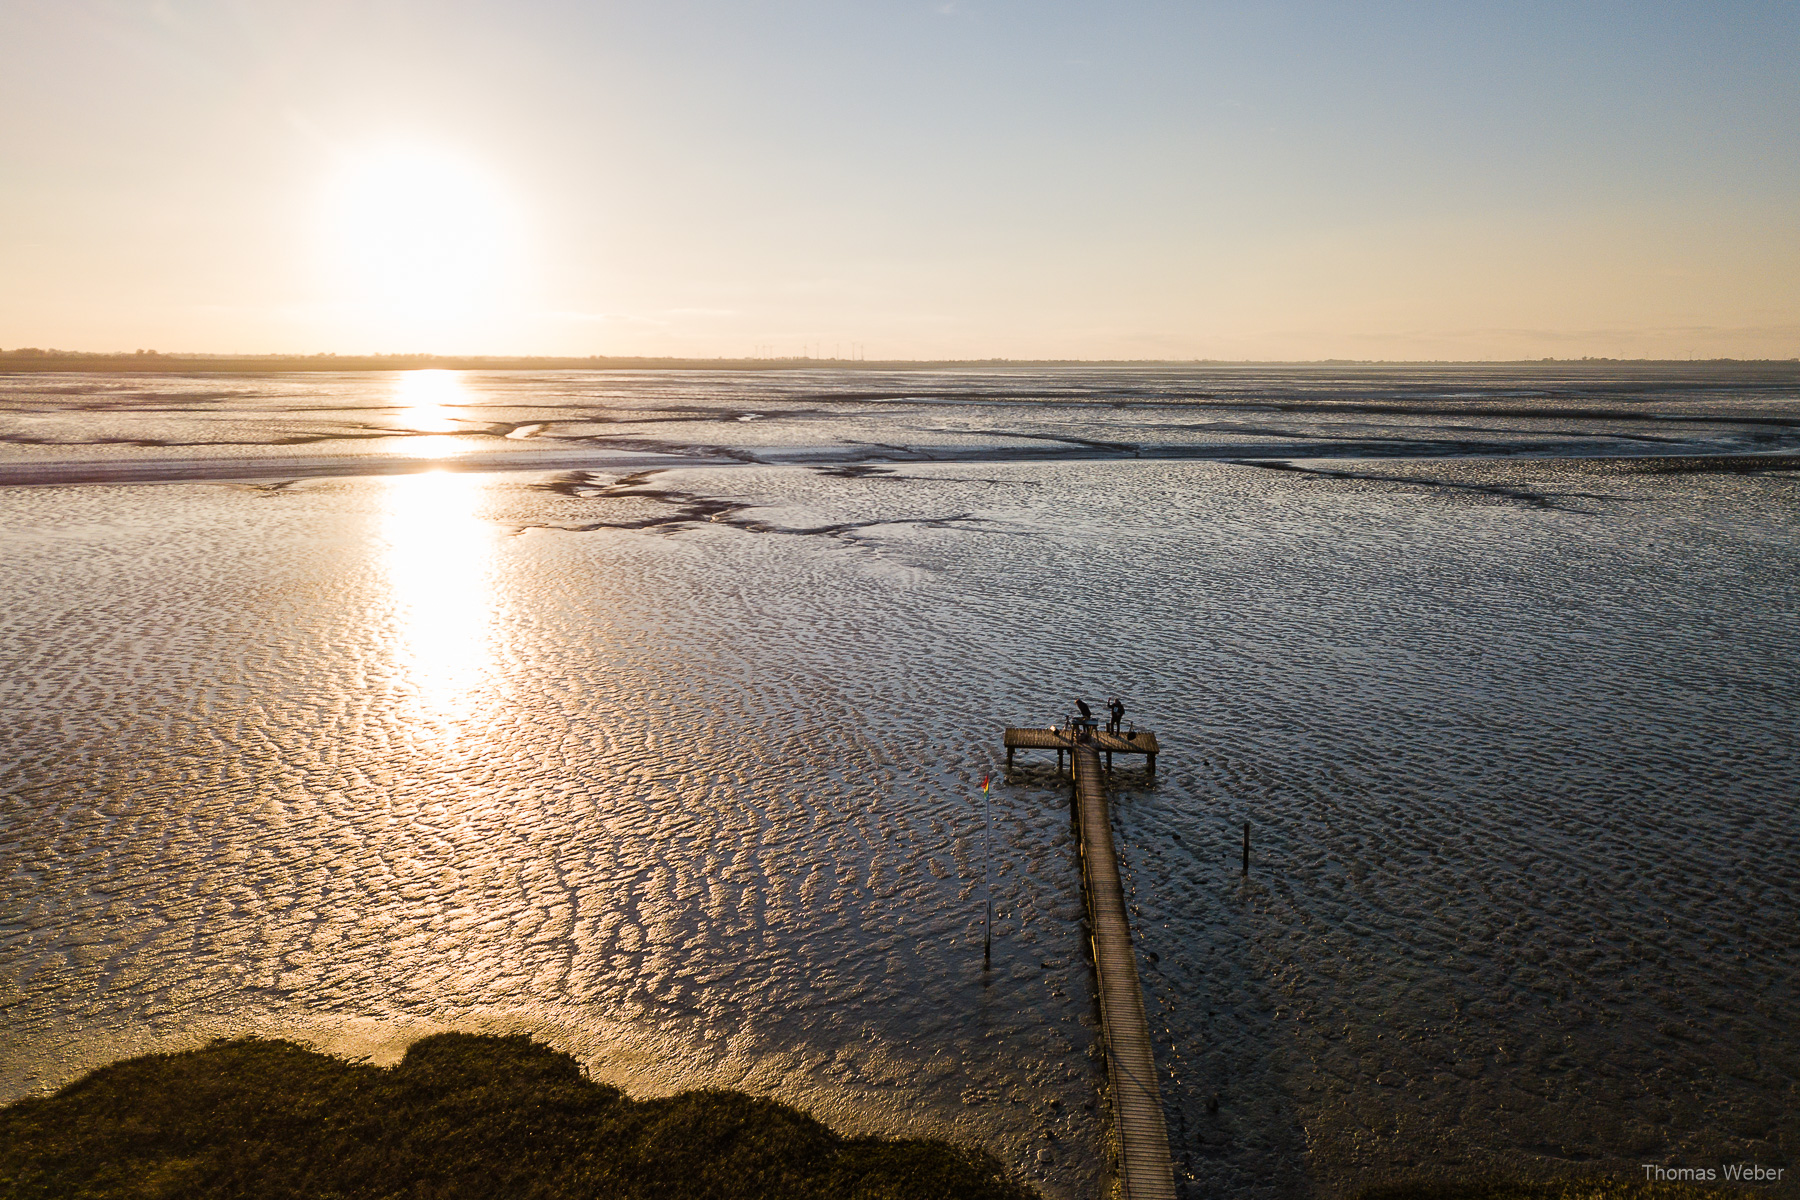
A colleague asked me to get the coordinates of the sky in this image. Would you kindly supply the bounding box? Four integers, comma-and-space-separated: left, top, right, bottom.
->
2, 0, 1797, 360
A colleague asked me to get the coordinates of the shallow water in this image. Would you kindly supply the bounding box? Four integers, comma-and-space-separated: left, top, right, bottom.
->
2, 367, 1798, 1198
3, 361, 1798, 481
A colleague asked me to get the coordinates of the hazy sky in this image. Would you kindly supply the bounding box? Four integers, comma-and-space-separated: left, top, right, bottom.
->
3, 1, 1797, 359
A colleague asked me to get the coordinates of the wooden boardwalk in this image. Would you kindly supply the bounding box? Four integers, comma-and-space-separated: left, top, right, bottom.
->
1004, 726, 1160, 774
1007, 727, 1176, 1200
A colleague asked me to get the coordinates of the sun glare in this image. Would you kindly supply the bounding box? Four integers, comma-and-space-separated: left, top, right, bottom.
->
393, 369, 475, 458
321, 145, 519, 327
381, 470, 496, 743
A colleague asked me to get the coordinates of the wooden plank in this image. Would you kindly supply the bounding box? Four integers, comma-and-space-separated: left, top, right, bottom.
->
1004, 727, 1072, 750
1005, 727, 1159, 755
1092, 729, 1159, 755
1071, 743, 1177, 1200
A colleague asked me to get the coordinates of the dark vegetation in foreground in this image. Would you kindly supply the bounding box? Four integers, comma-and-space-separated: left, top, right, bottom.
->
0, 1034, 1035, 1200
1359, 1178, 1755, 1200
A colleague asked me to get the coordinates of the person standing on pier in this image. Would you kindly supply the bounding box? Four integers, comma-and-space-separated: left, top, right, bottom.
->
1108, 697, 1125, 734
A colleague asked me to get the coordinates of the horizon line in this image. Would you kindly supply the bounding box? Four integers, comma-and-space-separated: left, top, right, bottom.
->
5, 348, 1798, 371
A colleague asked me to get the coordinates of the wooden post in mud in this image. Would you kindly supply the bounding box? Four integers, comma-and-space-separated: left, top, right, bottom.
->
1070, 763, 1080, 832
1242, 822, 1250, 875
982, 777, 994, 972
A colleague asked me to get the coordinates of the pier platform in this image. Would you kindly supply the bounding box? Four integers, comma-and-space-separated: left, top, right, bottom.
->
1004, 726, 1159, 773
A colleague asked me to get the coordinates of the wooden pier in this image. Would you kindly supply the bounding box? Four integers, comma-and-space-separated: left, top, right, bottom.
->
1005, 726, 1159, 775
1004, 726, 1175, 1200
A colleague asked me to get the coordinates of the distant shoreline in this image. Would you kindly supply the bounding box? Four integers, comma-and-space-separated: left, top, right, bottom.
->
2, 352, 1797, 374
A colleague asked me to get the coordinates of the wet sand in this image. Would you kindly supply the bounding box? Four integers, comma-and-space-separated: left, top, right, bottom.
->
2, 367, 1797, 1199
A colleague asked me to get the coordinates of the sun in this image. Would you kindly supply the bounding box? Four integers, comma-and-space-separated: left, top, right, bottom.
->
320, 144, 520, 327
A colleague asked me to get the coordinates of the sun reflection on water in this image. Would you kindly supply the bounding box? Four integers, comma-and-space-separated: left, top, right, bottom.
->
393, 369, 475, 459
381, 469, 496, 741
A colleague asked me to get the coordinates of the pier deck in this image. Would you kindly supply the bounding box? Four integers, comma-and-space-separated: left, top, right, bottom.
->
1071, 742, 1176, 1200
1006, 725, 1175, 1200
1004, 726, 1159, 773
